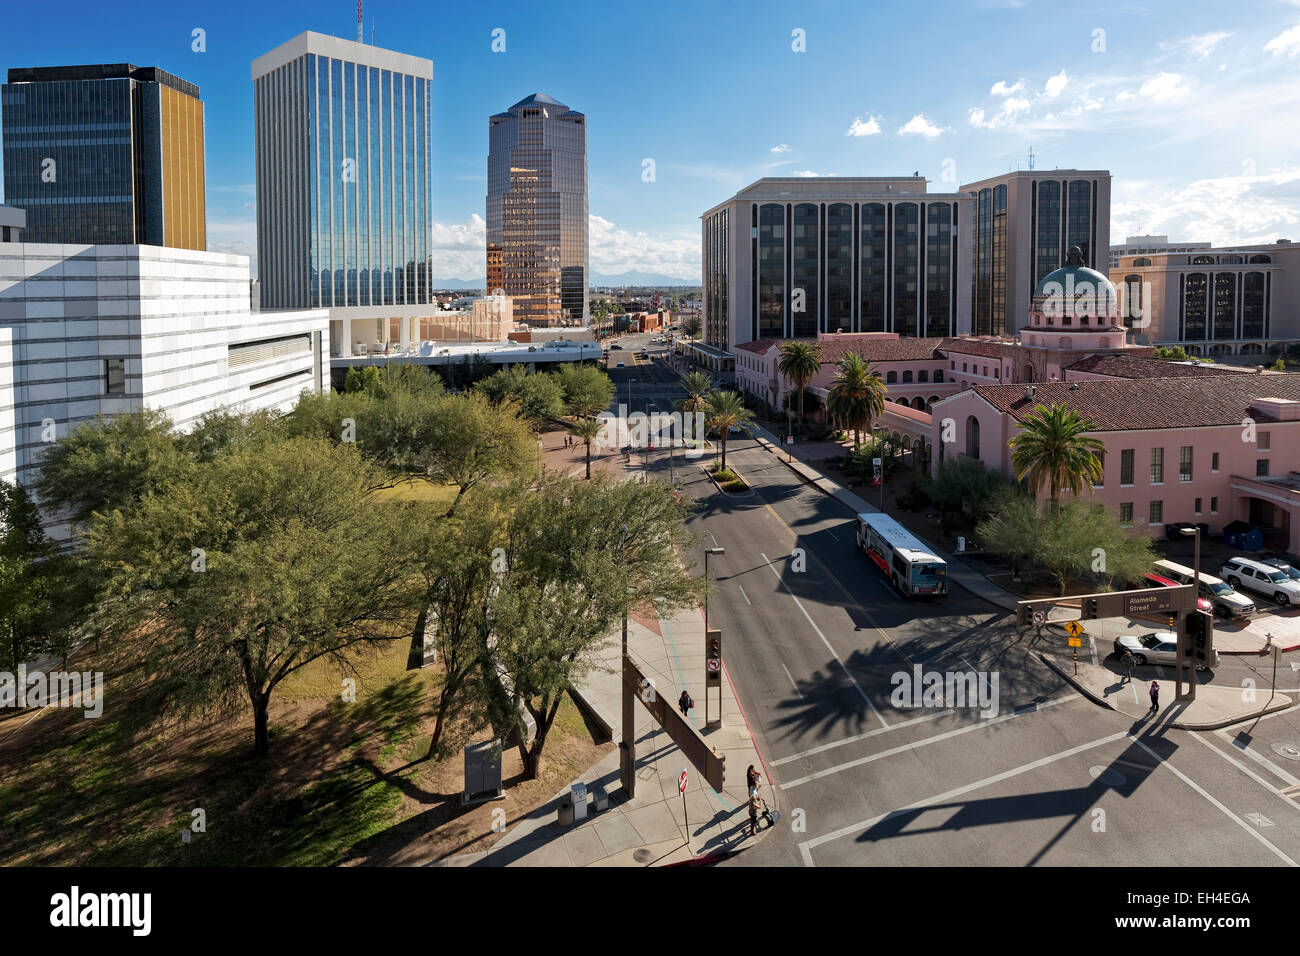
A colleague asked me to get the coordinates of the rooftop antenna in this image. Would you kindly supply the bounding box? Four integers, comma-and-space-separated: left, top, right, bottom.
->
1027, 145, 1036, 171
356, 0, 363, 42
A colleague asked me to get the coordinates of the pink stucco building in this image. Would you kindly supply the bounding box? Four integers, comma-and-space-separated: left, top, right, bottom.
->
733, 252, 1300, 555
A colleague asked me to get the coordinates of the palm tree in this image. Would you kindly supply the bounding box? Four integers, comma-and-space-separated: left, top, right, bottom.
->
777, 341, 822, 431
1008, 403, 1105, 509
678, 371, 714, 415
825, 352, 887, 449
569, 417, 604, 480
703, 390, 756, 471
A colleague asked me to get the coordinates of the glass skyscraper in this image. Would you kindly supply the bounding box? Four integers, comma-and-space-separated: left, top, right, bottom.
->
1, 64, 206, 249
487, 94, 588, 326
252, 32, 432, 310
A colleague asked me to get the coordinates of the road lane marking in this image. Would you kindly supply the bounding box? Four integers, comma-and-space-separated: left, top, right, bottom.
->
771, 709, 953, 766
797, 730, 1127, 866
1130, 735, 1297, 866
780, 695, 1078, 789
1191, 733, 1300, 810
737, 584, 751, 605
760, 551, 886, 727
1217, 729, 1300, 788
781, 663, 803, 699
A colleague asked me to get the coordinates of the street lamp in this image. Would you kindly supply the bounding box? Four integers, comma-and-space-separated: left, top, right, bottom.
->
1179, 524, 1201, 701
872, 424, 886, 512
704, 547, 725, 633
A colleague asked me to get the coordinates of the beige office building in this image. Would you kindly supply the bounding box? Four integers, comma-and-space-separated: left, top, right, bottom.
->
960, 170, 1112, 338
1112, 240, 1300, 356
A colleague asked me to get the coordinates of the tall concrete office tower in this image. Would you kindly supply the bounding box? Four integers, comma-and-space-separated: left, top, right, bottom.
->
960, 169, 1111, 337
487, 94, 588, 326
252, 32, 432, 310
1, 64, 206, 248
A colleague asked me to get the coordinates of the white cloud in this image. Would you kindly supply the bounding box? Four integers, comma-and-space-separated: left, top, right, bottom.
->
990, 79, 1024, 96
1115, 89, 1135, 101
771, 143, 791, 153
969, 96, 1031, 128
1044, 70, 1069, 98
791, 170, 824, 177
1160, 31, 1232, 58
1138, 72, 1188, 101
846, 114, 882, 137
898, 114, 945, 137
1111, 167, 1300, 249
1265, 24, 1300, 57
428, 214, 487, 279
588, 214, 698, 280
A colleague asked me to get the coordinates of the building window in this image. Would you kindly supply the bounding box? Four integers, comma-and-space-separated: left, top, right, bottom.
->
934, 370, 944, 383
919, 370, 929, 383
1150, 447, 1164, 484
1195, 498, 1202, 515
902, 370, 913, 383
105, 358, 125, 395
1120, 449, 1134, 486
1211, 497, 1218, 514
886, 370, 897, 384
1179, 446, 1193, 482
1257, 459, 1270, 477
1149, 500, 1163, 525
1258, 431, 1271, 451
965, 415, 980, 459
1211, 452, 1220, 473
1120, 503, 1133, 525
962, 362, 968, 372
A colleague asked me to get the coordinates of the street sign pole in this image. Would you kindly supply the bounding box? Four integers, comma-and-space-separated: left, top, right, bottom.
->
679, 768, 689, 853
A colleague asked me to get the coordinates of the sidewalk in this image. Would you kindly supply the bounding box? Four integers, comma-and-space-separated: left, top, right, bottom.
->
747, 423, 1022, 610
430, 603, 774, 867
1040, 651, 1295, 730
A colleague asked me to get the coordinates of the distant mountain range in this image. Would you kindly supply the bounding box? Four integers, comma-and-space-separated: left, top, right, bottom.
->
430, 269, 700, 291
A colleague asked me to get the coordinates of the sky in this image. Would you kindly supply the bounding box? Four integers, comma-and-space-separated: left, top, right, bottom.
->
2, 0, 1300, 282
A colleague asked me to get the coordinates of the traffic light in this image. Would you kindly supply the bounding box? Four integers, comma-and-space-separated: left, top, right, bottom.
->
1081, 597, 1099, 620
1187, 610, 1212, 664
706, 630, 722, 686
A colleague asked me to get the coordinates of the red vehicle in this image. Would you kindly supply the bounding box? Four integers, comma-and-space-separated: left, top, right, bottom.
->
1143, 572, 1214, 615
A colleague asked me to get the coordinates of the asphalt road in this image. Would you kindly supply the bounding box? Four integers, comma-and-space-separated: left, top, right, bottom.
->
605, 351, 1300, 868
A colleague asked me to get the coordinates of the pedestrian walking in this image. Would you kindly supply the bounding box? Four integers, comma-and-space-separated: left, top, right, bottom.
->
1147, 680, 1160, 716
748, 785, 773, 835
1121, 650, 1137, 684
678, 690, 693, 715
747, 764, 761, 792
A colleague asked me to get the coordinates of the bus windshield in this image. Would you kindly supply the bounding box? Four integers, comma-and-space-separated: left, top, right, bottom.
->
912, 563, 946, 586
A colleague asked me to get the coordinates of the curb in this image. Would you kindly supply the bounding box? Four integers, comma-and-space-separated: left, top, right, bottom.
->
699, 461, 756, 498
1038, 652, 1297, 730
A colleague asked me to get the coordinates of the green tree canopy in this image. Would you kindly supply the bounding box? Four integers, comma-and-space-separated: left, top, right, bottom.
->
704, 390, 756, 470
777, 341, 822, 427
1008, 403, 1105, 508
554, 364, 616, 418
87, 436, 429, 756
826, 352, 887, 448
474, 365, 565, 424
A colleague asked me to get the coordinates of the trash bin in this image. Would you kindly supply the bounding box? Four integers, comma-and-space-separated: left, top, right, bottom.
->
592, 785, 609, 812
557, 800, 574, 826
571, 783, 588, 821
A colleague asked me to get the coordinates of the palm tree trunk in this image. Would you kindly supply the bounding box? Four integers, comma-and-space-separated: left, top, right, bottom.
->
721, 436, 728, 471
585, 442, 592, 479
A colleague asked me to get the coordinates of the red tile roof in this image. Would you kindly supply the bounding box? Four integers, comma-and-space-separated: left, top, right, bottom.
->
815, 336, 947, 364
1065, 354, 1251, 379
938, 337, 1014, 360
971, 373, 1300, 431
735, 338, 783, 354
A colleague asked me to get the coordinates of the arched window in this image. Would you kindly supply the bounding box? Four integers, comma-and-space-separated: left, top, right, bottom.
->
1133, 257, 1152, 267
913, 397, 926, 412
965, 416, 980, 459
1192, 255, 1214, 265
902, 370, 913, 383
1023, 363, 1034, 382
1249, 254, 1271, 264
886, 370, 898, 383
918, 369, 929, 383
1220, 255, 1242, 264
934, 369, 944, 383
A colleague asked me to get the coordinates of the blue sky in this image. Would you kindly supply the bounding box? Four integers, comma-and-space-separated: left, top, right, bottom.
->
3, 0, 1300, 281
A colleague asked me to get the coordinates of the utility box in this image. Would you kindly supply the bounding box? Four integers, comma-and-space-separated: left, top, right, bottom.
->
462, 740, 503, 805
571, 783, 588, 821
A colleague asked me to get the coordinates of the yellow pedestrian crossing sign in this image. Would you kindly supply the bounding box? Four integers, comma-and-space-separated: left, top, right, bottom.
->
1063, 620, 1085, 638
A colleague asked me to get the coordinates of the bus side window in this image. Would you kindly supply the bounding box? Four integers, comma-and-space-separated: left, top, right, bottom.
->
892, 554, 907, 578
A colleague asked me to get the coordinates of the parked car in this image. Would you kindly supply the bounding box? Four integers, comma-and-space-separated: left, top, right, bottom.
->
1142, 572, 1214, 615
1261, 557, 1300, 583
1220, 556, 1300, 607
1153, 559, 1255, 618
1113, 630, 1219, 671
610, 344, 623, 350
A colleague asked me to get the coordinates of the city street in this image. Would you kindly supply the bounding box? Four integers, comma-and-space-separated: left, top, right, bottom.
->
609, 352, 1300, 868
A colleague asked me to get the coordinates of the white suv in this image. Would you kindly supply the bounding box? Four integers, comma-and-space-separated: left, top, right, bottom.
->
1220, 557, 1300, 607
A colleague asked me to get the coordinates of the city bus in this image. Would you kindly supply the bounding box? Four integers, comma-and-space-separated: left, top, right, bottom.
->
855, 513, 949, 597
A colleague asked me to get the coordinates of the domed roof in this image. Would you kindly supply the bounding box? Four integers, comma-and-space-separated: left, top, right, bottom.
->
1031, 247, 1118, 315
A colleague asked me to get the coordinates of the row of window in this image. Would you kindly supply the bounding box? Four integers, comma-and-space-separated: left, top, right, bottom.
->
1102, 445, 1270, 488
1118, 499, 1220, 526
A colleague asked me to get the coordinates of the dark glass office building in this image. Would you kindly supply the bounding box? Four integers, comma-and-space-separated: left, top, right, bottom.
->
252, 32, 432, 310
702, 178, 971, 350
487, 94, 588, 326
1, 64, 206, 248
